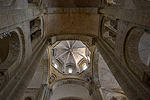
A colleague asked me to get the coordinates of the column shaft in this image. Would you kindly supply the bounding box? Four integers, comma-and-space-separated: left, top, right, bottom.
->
39, 85, 51, 100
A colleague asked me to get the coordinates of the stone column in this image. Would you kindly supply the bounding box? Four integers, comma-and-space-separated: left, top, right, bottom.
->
91, 49, 103, 100
4, 39, 49, 100
90, 86, 103, 100
95, 39, 150, 100
38, 85, 52, 100
38, 84, 47, 100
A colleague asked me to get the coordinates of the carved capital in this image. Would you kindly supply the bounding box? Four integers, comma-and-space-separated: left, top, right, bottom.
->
49, 75, 55, 84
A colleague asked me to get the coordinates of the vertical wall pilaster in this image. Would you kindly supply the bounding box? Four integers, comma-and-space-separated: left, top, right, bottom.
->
39, 85, 52, 100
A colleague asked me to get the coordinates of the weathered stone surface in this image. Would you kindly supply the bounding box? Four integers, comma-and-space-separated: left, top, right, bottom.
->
46, 14, 100, 37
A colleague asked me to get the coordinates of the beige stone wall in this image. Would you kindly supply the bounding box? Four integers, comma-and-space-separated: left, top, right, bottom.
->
46, 14, 100, 37
50, 84, 91, 100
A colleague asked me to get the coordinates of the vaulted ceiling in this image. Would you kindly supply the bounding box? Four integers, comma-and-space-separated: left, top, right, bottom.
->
51, 40, 91, 74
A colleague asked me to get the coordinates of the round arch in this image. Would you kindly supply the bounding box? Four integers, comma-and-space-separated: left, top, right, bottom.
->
50, 78, 90, 92
106, 91, 128, 100
50, 84, 91, 100
0, 27, 25, 85
100, 16, 118, 50
30, 16, 44, 51
47, 35, 93, 45
124, 27, 150, 82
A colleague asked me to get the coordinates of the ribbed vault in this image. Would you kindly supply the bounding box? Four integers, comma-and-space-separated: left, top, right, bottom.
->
51, 40, 91, 74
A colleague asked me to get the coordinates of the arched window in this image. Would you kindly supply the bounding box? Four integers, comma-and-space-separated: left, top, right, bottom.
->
102, 17, 118, 49
139, 31, 150, 66
30, 17, 43, 51
82, 63, 87, 70
68, 68, 73, 74
125, 27, 150, 86
54, 63, 58, 69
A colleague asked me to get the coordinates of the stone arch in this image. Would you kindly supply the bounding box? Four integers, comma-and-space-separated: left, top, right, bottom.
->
0, 31, 20, 69
100, 16, 118, 49
51, 78, 90, 92
30, 16, 44, 51
0, 27, 25, 86
53, 58, 64, 71
40, 16, 45, 37
47, 35, 93, 45
78, 58, 88, 72
47, 37, 102, 100
50, 84, 91, 100
0, 28, 25, 73
106, 91, 128, 100
124, 27, 150, 85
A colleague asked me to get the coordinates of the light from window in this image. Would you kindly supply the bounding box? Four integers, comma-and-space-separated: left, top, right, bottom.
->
68, 68, 73, 74
83, 64, 88, 70
54, 64, 58, 69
